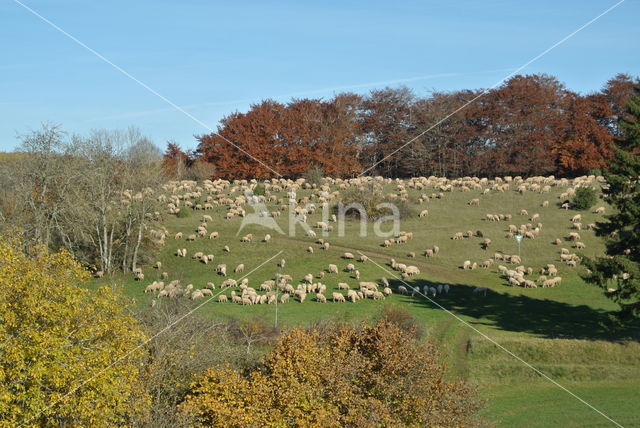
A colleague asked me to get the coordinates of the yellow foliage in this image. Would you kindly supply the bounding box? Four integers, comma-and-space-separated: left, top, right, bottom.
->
0, 236, 150, 427
181, 320, 481, 427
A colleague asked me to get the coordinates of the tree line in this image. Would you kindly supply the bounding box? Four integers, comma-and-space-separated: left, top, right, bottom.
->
164, 73, 640, 179
0, 125, 165, 275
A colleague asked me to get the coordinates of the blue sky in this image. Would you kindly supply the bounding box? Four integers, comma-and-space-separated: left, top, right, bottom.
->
1, 0, 638, 152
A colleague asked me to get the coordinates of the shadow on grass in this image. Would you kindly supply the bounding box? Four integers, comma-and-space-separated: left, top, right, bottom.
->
389, 278, 640, 341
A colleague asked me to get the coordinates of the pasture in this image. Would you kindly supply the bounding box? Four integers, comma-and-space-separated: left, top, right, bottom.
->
90, 176, 640, 427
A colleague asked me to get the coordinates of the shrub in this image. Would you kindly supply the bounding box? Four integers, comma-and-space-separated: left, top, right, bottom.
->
334, 182, 414, 220
303, 165, 325, 187
181, 320, 482, 426
175, 208, 190, 218
252, 182, 266, 196
571, 187, 598, 210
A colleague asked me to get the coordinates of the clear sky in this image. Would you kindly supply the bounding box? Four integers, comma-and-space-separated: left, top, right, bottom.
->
1, 0, 638, 152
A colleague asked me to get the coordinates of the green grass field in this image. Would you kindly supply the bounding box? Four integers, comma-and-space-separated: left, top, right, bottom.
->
89, 179, 640, 427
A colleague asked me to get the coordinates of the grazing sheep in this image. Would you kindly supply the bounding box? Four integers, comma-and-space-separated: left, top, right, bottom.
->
594, 206, 605, 214
316, 293, 327, 303
359, 255, 369, 262
575, 242, 586, 249
571, 214, 582, 223
186, 234, 197, 241
468, 198, 480, 206
473, 286, 488, 296
209, 231, 219, 239
419, 209, 429, 217
263, 234, 271, 243
328, 264, 339, 274
398, 285, 409, 295
190, 290, 204, 300
322, 242, 330, 250
234, 264, 245, 273
304, 273, 314, 283
280, 293, 290, 304
432, 245, 440, 255
217, 295, 228, 303
223, 245, 230, 252
332, 292, 346, 302
481, 260, 493, 269
161, 272, 169, 280
345, 263, 356, 272
217, 264, 227, 276
443, 284, 450, 293
307, 246, 314, 253
463, 260, 471, 270
174, 232, 183, 240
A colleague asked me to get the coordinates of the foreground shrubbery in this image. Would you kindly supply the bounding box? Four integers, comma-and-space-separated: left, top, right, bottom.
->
181, 319, 481, 427
0, 237, 150, 427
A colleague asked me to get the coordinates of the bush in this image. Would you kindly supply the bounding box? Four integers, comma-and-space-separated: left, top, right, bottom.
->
334, 182, 414, 220
572, 187, 598, 210
181, 320, 482, 426
175, 208, 190, 218
252, 182, 266, 196
303, 165, 325, 187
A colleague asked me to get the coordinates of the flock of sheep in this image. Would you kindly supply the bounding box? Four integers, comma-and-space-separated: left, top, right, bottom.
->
122, 173, 613, 307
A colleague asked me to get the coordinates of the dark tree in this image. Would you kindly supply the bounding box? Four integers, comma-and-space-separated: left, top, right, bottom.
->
583, 94, 640, 323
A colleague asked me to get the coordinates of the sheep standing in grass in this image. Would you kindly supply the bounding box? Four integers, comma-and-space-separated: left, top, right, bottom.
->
332, 292, 346, 302
217, 264, 227, 276
316, 293, 327, 303
328, 264, 339, 274
473, 286, 488, 296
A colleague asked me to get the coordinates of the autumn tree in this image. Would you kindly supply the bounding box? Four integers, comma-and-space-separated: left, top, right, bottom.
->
583, 94, 640, 323
0, 236, 150, 426
555, 94, 614, 174
196, 96, 362, 179
181, 320, 480, 427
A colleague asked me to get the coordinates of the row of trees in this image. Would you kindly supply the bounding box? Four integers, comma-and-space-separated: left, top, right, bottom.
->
165, 73, 639, 179
0, 125, 164, 274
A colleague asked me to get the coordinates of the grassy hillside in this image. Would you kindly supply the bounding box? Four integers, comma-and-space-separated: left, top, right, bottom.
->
89, 177, 640, 427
